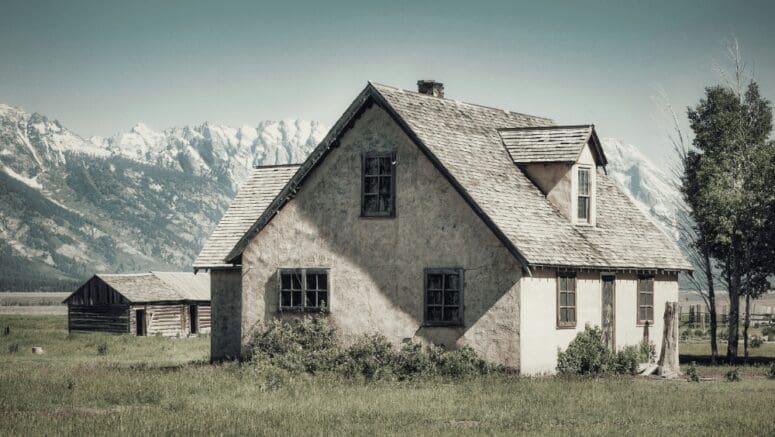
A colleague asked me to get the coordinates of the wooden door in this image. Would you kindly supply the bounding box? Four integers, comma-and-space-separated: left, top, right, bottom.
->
601, 275, 615, 350
189, 305, 198, 334
136, 310, 146, 336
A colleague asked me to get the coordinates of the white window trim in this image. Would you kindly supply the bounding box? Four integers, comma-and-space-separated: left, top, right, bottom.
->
571, 164, 596, 226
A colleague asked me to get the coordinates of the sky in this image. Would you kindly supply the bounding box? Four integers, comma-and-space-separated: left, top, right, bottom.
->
1, 0, 773, 162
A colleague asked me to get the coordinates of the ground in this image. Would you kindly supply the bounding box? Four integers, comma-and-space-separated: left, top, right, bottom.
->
1, 315, 773, 436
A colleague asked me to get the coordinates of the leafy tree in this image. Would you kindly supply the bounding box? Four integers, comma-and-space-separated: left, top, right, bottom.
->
683, 78, 774, 362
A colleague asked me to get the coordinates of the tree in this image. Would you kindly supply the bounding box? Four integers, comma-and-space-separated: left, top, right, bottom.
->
683, 75, 774, 362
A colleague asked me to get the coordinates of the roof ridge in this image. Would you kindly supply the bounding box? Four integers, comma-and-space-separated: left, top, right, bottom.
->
369, 81, 554, 123
252, 163, 303, 169
498, 124, 593, 131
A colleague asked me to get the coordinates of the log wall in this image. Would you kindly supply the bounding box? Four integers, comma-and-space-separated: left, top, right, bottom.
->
128, 303, 211, 336
68, 305, 130, 333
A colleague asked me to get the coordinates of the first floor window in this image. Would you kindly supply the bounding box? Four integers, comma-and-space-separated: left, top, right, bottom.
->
424, 268, 463, 326
557, 274, 577, 327
638, 276, 654, 325
279, 268, 329, 311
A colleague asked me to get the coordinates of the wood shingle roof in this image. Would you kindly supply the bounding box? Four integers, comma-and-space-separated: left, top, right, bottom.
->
196, 82, 691, 272
65, 272, 210, 304
500, 125, 597, 163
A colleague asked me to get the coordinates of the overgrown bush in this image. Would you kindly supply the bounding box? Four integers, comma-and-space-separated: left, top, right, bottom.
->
724, 368, 741, 382
693, 329, 705, 337
750, 336, 763, 348
638, 338, 657, 363
613, 346, 639, 375
686, 362, 700, 382
249, 317, 501, 380
556, 326, 640, 376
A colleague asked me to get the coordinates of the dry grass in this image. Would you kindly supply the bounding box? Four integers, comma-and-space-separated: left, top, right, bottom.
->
1, 315, 773, 436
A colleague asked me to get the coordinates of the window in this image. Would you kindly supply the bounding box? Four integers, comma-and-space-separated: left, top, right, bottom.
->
279, 269, 329, 311
361, 151, 396, 217
637, 276, 654, 325
577, 167, 591, 222
557, 274, 577, 328
424, 268, 463, 326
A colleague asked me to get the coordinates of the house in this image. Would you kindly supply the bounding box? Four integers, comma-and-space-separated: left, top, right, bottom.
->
64, 272, 211, 336
194, 80, 691, 374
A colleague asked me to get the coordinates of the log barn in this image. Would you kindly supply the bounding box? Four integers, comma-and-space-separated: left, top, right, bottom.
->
64, 272, 211, 336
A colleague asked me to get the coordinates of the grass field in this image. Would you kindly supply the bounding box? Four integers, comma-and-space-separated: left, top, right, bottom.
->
1, 315, 773, 436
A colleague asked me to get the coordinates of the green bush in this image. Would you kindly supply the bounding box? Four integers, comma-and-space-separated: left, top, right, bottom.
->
97, 343, 108, 355
613, 346, 639, 375
249, 317, 501, 380
680, 330, 690, 341
693, 329, 705, 337
724, 368, 741, 382
749, 336, 763, 348
767, 362, 775, 379
686, 362, 700, 382
638, 338, 657, 363
557, 326, 622, 376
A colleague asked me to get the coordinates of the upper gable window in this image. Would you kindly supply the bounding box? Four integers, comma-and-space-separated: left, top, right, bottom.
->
361, 151, 396, 217
577, 167, 591, 223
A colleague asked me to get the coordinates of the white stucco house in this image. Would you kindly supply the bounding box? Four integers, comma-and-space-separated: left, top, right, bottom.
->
194, 80, 691, 374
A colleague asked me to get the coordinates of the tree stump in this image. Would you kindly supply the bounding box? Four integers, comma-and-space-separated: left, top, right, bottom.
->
657, 302, 680, 378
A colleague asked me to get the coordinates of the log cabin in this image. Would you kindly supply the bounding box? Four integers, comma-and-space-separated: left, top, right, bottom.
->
64, 272, 210, 336
194, 80, 692, 374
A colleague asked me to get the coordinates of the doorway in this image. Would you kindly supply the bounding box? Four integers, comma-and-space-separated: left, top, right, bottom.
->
189, 305, 198, 335
136, 310, 146, 336
601, 275, 616, 350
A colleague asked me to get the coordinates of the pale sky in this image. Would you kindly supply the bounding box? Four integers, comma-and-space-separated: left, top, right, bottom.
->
1, 0, 773, 163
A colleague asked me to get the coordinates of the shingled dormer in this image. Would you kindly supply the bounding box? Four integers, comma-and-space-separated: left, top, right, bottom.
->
499, 125, 606, 226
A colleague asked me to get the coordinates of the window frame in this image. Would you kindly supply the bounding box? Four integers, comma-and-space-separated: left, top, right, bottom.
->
577, 166, 591, 223
278, 268, 330, 312
637, 275, 654, 326
360, 150, 397, 218
423, 268, 464, 327
556, 273, 577, 329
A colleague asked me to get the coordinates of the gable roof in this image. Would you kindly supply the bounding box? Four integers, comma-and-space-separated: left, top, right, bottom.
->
207, 82, 691, 272
499, 125, 607, 165
194, 164, 300, 269
64, 271, 210, 304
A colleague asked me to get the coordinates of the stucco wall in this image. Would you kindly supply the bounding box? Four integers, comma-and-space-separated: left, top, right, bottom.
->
519, 270, 678, 375
210, 268, 242, 361
522, 163, 573, 220
239, 105, 524, 367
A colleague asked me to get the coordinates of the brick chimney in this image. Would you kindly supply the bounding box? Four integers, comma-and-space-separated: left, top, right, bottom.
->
417, 80, 444, 98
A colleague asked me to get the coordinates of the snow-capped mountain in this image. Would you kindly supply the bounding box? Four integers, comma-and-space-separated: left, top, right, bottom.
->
0, 102, 323, 290
601, 138, 683, 242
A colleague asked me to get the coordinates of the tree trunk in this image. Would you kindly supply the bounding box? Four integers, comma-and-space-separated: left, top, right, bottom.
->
743, 293, 751, 362
727, 272, 741, 363
658, 302, 680, 378
703, 249, 718, 364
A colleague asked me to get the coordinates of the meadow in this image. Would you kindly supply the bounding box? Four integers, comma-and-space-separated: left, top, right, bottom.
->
0, 315, 773, 436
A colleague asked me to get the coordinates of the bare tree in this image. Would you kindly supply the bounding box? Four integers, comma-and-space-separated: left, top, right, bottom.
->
654, 88, 720, 363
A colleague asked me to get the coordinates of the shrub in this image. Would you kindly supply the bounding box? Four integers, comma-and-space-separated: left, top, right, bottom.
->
762, 325, 772, 336
557, 326, 615, 376
693, 329, 705, 337
428, 345, 499, 378
338, 334, 396, 380
393, 340, 432, 379
686, 362, 700, 382
613, 346, 639, 375
680, 330, 690, 341
638, 338, 657, 363
261, 366, 289, 392
750, 336, 763, 349
717, 329, 727, 340
97, 343, 108, 355
251, 317, 339, 374
8, 343, 19, 354
724, 368, 741, 382
767, 362, 775, 380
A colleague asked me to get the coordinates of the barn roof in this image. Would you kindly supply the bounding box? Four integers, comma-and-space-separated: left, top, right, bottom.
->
199, 82, 690, 272
65, 271, 210, 304
193, 165, 300, 269
499, 125, 607, 165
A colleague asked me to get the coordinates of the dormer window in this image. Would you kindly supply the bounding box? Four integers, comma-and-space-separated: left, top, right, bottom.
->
577, 167, 591, 223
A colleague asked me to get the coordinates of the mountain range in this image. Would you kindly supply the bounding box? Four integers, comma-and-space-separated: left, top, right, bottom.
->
0, 102, 684, 290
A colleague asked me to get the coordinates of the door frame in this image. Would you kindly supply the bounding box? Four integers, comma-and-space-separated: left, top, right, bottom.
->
189, 305, 198, 335
600, 273, 616, 350
136, 309, 146, 336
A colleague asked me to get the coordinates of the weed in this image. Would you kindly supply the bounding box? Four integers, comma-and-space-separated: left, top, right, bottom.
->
724, 368, 741, 382
97, 343, 108, 355
8, 343, 19, 354
686, 362, 700, 382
